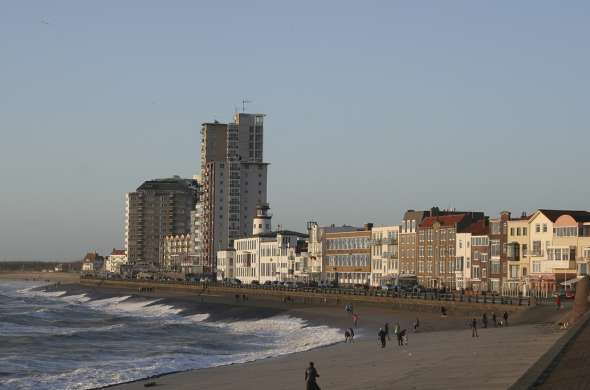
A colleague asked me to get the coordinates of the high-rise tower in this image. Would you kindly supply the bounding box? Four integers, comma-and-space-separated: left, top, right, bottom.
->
195, 112, 269, 271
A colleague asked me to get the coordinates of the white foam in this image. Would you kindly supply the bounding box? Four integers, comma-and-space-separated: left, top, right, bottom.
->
184, 313, 210, 323
61, 294, 91, 304
0, 322, 125, 337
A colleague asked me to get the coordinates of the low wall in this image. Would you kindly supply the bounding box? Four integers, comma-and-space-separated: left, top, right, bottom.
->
80, 279, 528, 316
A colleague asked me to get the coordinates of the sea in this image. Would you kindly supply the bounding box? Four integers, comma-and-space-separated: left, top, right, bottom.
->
0, 281, 341, 390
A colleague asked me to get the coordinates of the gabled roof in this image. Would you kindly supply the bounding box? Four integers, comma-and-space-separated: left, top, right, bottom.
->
419, 214, 466, 228
537, 209, 590, 223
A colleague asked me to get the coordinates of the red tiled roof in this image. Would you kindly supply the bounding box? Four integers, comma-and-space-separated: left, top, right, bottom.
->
461, 219, 488, 235
111, 249, 126, 256
419, 214, 466, 228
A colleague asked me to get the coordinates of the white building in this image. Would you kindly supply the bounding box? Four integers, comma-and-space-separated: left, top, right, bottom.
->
105, 249, 127, 274
225, 204, 308, 283
370, 225, 400, 287
454, 233, 471, 290
81, 252, 104, 273
217, 249, 235, 280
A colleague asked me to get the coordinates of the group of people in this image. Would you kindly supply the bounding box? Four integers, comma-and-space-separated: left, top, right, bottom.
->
471, 311, 510, 337
377, 320, 413, 348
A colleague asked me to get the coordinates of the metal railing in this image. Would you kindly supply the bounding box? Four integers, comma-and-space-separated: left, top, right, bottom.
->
81, 276, 540, 306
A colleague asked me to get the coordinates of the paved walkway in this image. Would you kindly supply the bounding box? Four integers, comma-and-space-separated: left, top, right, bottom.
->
535, 317, 590, 389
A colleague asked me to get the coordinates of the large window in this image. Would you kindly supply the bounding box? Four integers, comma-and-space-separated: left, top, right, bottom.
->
490, 240, 501, 257
533, 262, 541, 273
532, 241, 542, 256
490, 222, 501, 235
472, 236, 489, 247
491, 261, 501, 274
555, 226, 578, 237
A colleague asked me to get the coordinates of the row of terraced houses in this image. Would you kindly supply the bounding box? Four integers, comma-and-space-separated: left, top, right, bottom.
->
215, 205, 590, 297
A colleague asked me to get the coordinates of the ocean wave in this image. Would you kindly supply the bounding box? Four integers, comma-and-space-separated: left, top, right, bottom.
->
0, 322, 126, 337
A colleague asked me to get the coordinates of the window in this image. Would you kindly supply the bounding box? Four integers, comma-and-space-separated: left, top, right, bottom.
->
533, 262, 541, 273
516, 227, 521, 236
510, 266, 519, 278
536, 224, 540, 233
584, 247, 590, 260
491, 261, 501, 274
490, 240, 501, 257
543, 224, 548, 233
472, 266, 481, 279
523, 228, 527, 235
532, 241, 541, 256
482, 268, 487, 279
510, 228, 515, 236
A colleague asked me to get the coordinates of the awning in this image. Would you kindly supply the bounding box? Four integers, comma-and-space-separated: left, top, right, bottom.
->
560, 277, 582, 286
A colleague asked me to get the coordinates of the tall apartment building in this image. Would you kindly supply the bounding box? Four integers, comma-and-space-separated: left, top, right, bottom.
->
506, 214, 529, 295
198, 113, 268, 271
125, 176, 199, 266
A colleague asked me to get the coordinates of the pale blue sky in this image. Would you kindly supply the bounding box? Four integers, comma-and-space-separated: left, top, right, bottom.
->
1, 1, 589, 260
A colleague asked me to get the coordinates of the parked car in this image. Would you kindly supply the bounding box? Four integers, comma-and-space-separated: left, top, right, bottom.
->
264, 280, 272, 285
284, 281, 298, 289
319, 280, 337, 288
381, 284, 395, 291
250, 280, 260, 285
200, 276, 212, 283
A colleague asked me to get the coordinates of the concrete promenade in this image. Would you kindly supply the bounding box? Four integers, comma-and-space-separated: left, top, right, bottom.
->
111, 314, 564, 390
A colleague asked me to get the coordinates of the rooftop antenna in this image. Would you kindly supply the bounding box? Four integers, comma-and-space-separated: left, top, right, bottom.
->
242, 99, 252, 112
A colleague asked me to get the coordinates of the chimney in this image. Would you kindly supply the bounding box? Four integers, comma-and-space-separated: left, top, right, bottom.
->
364, 223, 374, 231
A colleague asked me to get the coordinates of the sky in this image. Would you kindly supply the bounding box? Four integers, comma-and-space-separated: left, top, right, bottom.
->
1, 1, 589, 261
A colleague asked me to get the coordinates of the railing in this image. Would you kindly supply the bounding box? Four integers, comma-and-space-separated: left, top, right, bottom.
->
81, 276, 537, 306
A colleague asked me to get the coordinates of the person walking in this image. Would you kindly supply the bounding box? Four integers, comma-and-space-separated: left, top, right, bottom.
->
394, 321, 400, 337
503, 311, 509, 327
400, 329, 408, 346
482, 313, 488, 328
305, 362, 321, 390
352, 313, 359, 329
378, 328, 387, 348
556, 295, 561, 310
348, 327, 355, 343
471, 318, 478, 338
397, 328, 404, 346
441, 306, 447, 317
413, 318, 420, 332
384, 322, 390, 341
492, 312, 497, 327
344, 329, 351, 343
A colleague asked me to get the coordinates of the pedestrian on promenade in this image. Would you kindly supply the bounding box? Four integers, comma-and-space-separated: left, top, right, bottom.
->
492, 312, 497, 327
482, 313, 488, 328
305, 362, 321, 390
348, 327, 355, 342
378, 328, 387, 348
400, 329, 408, 346
352, 313, 359, 329
394, 321, 400, 336
413, 318, 420, 332
503, 311, 509, 326
344, 329, 351, 343
397, 328, 404, 346
471, 318, 478, 338
384, 322, 390, 340
441, 306, 447, 317
556, 295, 561, 310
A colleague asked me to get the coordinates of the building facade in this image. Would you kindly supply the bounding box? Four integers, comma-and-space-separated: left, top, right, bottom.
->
324, 224, 372, 286
418, 212, 485, 290
163, 234, 191, 272
199, 113, 269, 271
105, 249, 127, 274
370, 225, 400, 287
125, 176, 198, 266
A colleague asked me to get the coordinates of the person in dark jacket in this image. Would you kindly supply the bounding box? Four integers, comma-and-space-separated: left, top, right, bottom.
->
471, 318, 478, 338
482, 313, 488, 328
378, 328, 387, 348
492, 312, 497, 327
305, 362, 321, 390
503, 311, 509, 326
384, 322, 390, 340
